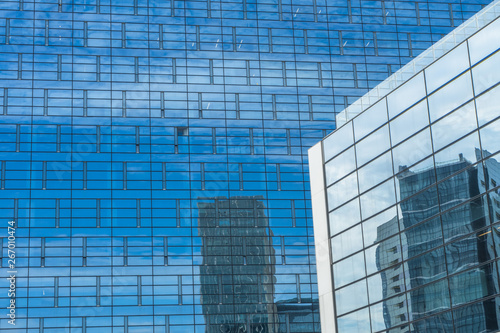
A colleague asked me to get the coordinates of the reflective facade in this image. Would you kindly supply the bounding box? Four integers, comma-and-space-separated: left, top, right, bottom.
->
309, 6, 500, 332
0, 0, 494, 331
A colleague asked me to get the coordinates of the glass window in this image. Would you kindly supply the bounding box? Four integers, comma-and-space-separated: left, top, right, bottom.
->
395, 156, 436, 203
355, 124, 390, 167
389, 100, 429, 146
353, 98, 388, 141
402, 217, 443, 260
370, 295, 408, 332
453, 297, 500, 333
323, 122, 353, 162
409, 279, 451, 320
363, 206, 399, 247
367, 266, 405, 304
335, 279, 368, 315
428, 71, 473, 123
357, 151, 393, 193
431, 101, 477, 152
475, 84, 500, 126
398, 185, 440, 229
392, 129, 433, 174
360, 178, 396, 219
449, 262, 499, 306
411, 311, 453, 332
365, 234, 401, 276
467, 17, 500, 65
333, 252, 366, 288
329, 199, 361, 236
337, 307, 371, 333
405, 248, 447, 291
446, 227, 493, 276
325, 146, 356, 186
472, 50, 500, 95
327, 172, 358, 211
387, 72, 426, 119
331, 224, 363, 262
479, 117, 500, 157
434, 131, 481, 180
425, 42, 470, 94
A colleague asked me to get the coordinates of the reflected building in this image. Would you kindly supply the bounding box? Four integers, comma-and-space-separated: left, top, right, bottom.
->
198, 196, 277, 333
309, 5, 500, 333
276, 298, 320, 333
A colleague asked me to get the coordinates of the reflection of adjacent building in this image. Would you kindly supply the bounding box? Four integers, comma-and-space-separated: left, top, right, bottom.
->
197, 196, 277, 333
394, 151, 499, 332
275, 298, 320, 333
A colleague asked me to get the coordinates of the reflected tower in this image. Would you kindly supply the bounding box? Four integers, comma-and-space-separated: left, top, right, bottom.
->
198, 196, 277, 333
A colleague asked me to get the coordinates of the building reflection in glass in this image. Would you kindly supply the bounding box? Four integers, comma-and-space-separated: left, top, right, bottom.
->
197, 196, 277, 333
374, 150, 500, 332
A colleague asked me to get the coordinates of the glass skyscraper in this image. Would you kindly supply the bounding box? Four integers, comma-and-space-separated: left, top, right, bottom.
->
309, 3, 500, 331
0, 0, 494, 331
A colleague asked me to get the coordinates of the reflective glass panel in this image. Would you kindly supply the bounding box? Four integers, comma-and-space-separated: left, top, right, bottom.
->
425, 42, 470, 94
370, 295, 408, 331
330, 224, 363, 262
360, 178, 396, 219
387, 72, 426, 119
333, 252, 366, 288
337, 307, 371, 333
357, 151, 393, 193
431, 101, 477, 152
468, 17, 500, 65
395, 156, 436, 203
402, 217, 443, 260
327, 172, 359, 210
428, 71, 473, 122
325, 146, 356, 186
365, 234, 402, 276
355, 124, 391, 167
353, 98, 388, 141
479, 117, 500, 156
472, 50, 500, 95
367, 266, 405, 304
449, 262, 499, 306
335, 279, 368, 315
408, 279, 451, 320
389, 100, 429, 146
392, 129, 433, 175
329, 199, 361, 236
323, 122, 354, 162
453, 297, 500, 333
475, 83, 500, 126
405, 248, 447, 291
362, 206, 399, 248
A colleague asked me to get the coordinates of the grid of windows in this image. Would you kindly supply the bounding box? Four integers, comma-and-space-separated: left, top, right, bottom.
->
0, 0, 494, 331
313, 12, 500, 333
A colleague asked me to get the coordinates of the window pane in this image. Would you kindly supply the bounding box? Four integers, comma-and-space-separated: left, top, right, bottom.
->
402, 217, 443, 260
389, 100, 429, 146
370, 295, 408, 331
425, 42, 470, 94
431, 101, 477, 152
467, 17, 500, 65
398, 185, 440, 229
449, 262, 499, 307
335, 279, 368, 315
428, 71, 473, 122
387, 72, 426, 119
363, 206, 399, 247
392, 129, 433, 174
360, 178, 396, 219
325, 146, 356, 186
355, 124, 390, 167
329, 199, 361, 236
434, 131, 481, 179
331, 224, 363, 262
472, 50, 500, 95
475, 84, 500, 126
353, 98, 388, 141
337, 307, 370, 332
395, 156, 436, 203
323, 122, 353, 161
333, 252, 366, 288
409, 279, 451, 320
358, 151, 393, 193
405, 248, 447, 291
327, 172, 358, 210
367, 266, 405, 304
479, 117, 500, 157
365, 234, 402, 276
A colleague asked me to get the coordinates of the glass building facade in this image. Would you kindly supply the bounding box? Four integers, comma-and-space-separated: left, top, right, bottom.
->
309, 4, 500, 332
0, 0, 494, 331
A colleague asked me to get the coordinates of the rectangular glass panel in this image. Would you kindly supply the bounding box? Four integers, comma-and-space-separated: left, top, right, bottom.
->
425, 42, 470, 94
387, 72, 426, 119
323, 122, 353, 162
357, 151, 393, 193
325, 146, 356, 186
389, 100, 429, 146
467, 17, 500, 65
353, 98, 388, 141
402, 217, 443, 260
360, 178, 396, 219
355, 124, 391, 167
362, 206, 399, 248
428, 71, 473, 122
367, 266, 405, 304
331, 224, 363, 262
335, 279, 368, 315
327, 172, 358, 211
449, 262, 499, 306
337, 307, 371, 333
329, 198, 361, 236
333, 252, 366, 288
472, 50, 500, 95
370, 295, 408, 331
392, 129, 433, 175
479, 117, 500, 157
408, 279, 451, 320
405, 248, 447, 291
365, 234, 402, 276
431, 101, 477, 152
434, 131, 481, 180
475, 84, 500, 126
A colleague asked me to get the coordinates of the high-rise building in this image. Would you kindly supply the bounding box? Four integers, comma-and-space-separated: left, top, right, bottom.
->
309, 3, 500, 331
0, 0, 494, 331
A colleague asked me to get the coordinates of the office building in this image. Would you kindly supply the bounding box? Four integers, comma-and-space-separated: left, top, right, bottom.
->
309, 2, 500, 332
0, 0, 495, 331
